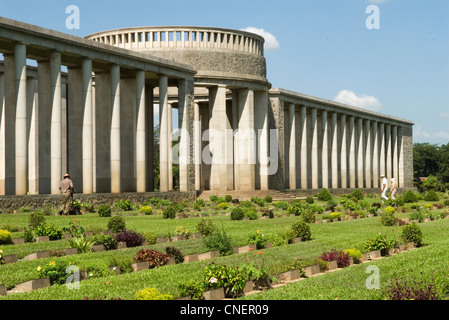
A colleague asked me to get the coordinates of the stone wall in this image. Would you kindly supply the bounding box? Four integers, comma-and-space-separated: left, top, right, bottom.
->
0, 192, 197, 212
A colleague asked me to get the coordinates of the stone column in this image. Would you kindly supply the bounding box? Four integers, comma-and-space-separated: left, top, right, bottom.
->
237, 87, 255, 191
159, 75, 169, 192
232, 91, 239, 190
27, 78, 38, 194
110, 64, 121, 193
311, 108, 319, 190
392, 125, 399, 182
82, 59, 93, 194
379, 122, 386, 178
340, 114, 347, 189
321, 110, 329, 189
398, 126, 404, 188
348, 116, 356, 189
254, 90, 269, 190
194, 102, 201, 191
145, 83, 154, 192
288, 103, 296, 190
364, 119, 372, 188
356, 118, 364, 188
0, 73, 5, 194
135, 70, 146, 193
386, 124, 392, 181
15, 43, 28, 195
300, 106, 308, 189
168, 103, 173, 191
331, 112, 338, 189
372, 121, 379, 188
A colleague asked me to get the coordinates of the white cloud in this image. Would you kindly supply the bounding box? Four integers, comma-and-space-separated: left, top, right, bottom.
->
333, 90, 383, 111
436, 112, 449, 119
414, 124, 449, 144
241, 27, 280, 50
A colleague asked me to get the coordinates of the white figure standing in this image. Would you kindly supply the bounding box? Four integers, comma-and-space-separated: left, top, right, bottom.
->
380, 175, 389, 202
390, 178, 398, 200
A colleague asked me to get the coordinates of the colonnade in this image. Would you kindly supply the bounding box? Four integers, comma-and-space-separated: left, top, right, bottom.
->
284, 102, 409, 190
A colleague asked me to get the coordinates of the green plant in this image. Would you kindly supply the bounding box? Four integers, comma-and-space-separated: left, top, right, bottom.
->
114, 199, 132, 212
62, 219, 86, 238
35, 224, 64, 240
142, 232, 158, 245
165, 246, 184, 264
329, 212, 342, 220
68, 236, 96, 253
409, 209, 425, 223
305, 196, 314, 204
343, 248, 362, 264
231, 207, 245, 221
28, 212, 46, 229
162, 206, 177, 219
264, 195, 273, 203
287, 202, 304, 216
107, 216, 126, 233
250, 197, 265, 207
351, 189, 364, 200
135, 288, 174, 300
244, 207, 259, 220
317, 188, 333, 201
37, 260, 73, 285
218, 202, 229, 210
23, 227, 35, 243
301, 209, 316, 224
178, 281, 205, 300
291, 220, 312, 241
265, 233, 286, 247
42, 204, 55, 216
0, 249, 4, 265
203, 228, 233, 256
139, 206, 153, 215
273, 201, 288, 211
175, 226, 192, 239
203, 263, 247, 298
402, 224, 423, 247
364, 233, 395, 256
341, 198, 358, 211
193, 199, 206, 210
97, 204, 112, 217
93, 235, 118, 251
246, 230, 268, 249
115, 230, 145, 248
225, 195, 233, 203
196, 218, 215, 236
381, 208, 397, 226
133, 249, 170, 268
424, 190, 440, 202
403, 190, 419, 203
0, 229, 13, 245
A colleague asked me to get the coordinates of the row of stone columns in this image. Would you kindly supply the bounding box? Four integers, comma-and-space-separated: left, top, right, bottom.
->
194, 85, 269, 191
286, 103, 406, 190
0, 42, 194, 195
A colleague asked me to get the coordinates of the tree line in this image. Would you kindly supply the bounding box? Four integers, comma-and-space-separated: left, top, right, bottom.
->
413, 143, 449, 192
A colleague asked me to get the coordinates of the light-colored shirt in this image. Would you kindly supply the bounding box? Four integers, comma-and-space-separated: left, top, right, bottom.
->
381, 178, 388, 190
59, 179, 74, 193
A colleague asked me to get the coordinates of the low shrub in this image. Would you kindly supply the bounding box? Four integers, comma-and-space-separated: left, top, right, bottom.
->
381, 208, 397, 226
231, 207, 245, 221
305, 196, 314, 204
193, 199, 206, 210
115, 230, 145, 248
246, 230, 268, 249
301, 209, 316, 224
133, 249, 170, 268
225, 195, 233, 203
329, 212, 342, 221
93, 235, 118, 251
326, 199, 338, 212
178, 281, 205, 300
250, 197, 265, 207
218, 202, 229, 210
0, 229, 13, 245
409, 210, 425, 223
291, 221, 311, 242
107, 216, 126, 233
203, 228, 233, 256
196, 218, 215, 236
381, 277, 441, 300
165, 246, 184, 264
264, 195, 273, 203
424, 190, 440, 202
403, 190, 419, 203
97, 204, 112, 218
35, 224, 64, 241
287, 202, 304, 216
401, 224, 423, 247
114, 199, 133, 212
23, 227, 35, 243
37, 260, 73, 285
28, 212, 46, 229
139, 206, 153, 215
135, 288, 174, 300
203, 263, 246, 298
273, 201, 288, 211
244, 208, 259, 220
351, 189, 364, 200
320, 249, 351, 268
364, 233, 396, 256
162, 206, 177, 220
317, 188, 333, 201
265, 233, 286, 247
68, 236, 96, 253
175, 226, 192, 239
343, 248, 362, 264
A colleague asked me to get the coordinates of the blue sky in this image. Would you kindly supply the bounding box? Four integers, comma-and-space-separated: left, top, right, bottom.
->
1, 0, 448, 145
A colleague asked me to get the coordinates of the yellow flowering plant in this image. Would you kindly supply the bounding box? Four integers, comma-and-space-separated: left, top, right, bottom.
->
37, 260, 73, 285
0, 249, 4, 265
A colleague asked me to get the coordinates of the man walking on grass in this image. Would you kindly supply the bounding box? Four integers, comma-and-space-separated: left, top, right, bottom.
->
59, 173, 74, 215
380, 174, 389, 202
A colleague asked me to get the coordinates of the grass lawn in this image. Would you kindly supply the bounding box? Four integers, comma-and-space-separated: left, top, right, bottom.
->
0, 193, 448, 300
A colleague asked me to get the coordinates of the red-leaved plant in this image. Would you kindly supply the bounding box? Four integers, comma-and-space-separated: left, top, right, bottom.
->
320, 249, 351, 268
382, 277, 440, 300
134, 249, 170, 269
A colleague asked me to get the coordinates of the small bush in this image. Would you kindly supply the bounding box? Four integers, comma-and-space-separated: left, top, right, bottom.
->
244, 208, 259, 220
287, 202, 304, 216
301, 209, 316, 224
381, 208, 397, 226
351, 189, 364, 200
343, 248, 362, 264
231, 207, 245, 221
364, 233, 395, 256
202, 263, 246, 298
23, 227, 35, 243
203, 228, 233, 256
178, 281, 205, 300
320, 249, 351, 268
196, 218, 215, 236
107, 216, 126, 233
218, 202, 229, 210
162, 206, 177, 220
165, 246, 184, 264
264, 195, 273, 203
409, 210, 425, 223
265, 233, 287, 247
381, 277, 440, 300
329, 212, 342, 221
114, 199, 133, 212
93, 235, 118, 251
291, 221, 311, 242
403, 190, 419, 203
273, 201, 288, 211
139, 206, 153, 215
68, 236, 96, 253
305, 196, 314, 204
37, 260, 73, 285
246, 230, 268, 249
42, 204, 55, 216
175, 226, 192, 239
317, 188, 333, 201
0, 229, 13, 245
28, 212, 46, 229
424, 190, 440, 202
115, 230, 145, 248
35, 224, 64, 241
401, 224, 423, 247
225, 195, 233, 203
134, 249, 170, 268
97, 204, 112, 218
135, 288, 174, 301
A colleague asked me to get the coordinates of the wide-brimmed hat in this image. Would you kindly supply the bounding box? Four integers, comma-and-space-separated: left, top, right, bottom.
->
63, 173, 70, 178
380, 174, 385, 177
